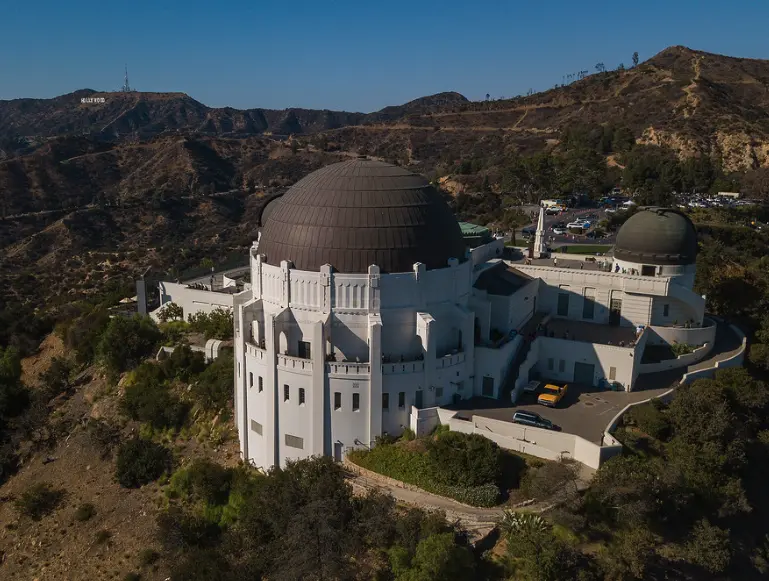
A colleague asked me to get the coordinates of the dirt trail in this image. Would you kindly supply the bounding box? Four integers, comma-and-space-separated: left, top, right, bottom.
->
682, 56, 703, 117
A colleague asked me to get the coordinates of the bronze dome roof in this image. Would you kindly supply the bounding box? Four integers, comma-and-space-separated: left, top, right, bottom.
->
614, 207, 698, 265
257, 159, 467, 273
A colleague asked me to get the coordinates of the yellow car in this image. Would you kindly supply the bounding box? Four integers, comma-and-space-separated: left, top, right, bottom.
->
537, 384, 568, 407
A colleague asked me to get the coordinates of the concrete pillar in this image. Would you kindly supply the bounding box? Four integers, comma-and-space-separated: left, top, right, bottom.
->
368, 265, 380, 314
368, 314, 383, 447
280, 260, 292, 309
320, 264, 333, 314
417, 313, 436, 411
264, 312, 279, 469
234, 297, 248, 460
310, 320, 325, 457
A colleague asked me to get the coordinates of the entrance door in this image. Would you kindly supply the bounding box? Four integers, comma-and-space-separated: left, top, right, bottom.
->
415, 390, 423, 409
574, 362, 595, 386
482, 376, 495, 398
333, 442, 343, 462
609, 298, 622, 326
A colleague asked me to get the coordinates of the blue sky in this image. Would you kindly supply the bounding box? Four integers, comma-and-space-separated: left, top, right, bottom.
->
1, 0, 768, 112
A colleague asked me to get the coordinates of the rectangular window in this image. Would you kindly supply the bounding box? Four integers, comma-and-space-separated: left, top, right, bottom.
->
559, 359, 565, 373
299, 388, 305, 405
250, 420, 262, 435
238, 361, 241, 377
663, 304, 670, 317
557, 293, 569, 317
641, 265, 655, 277
482, 376, 494, 397
436, 387, 444, 398
609, 366, 617, 380
258, 376, 263, 393
547, 358, 554, 371
352, 393, 360, 411
334, 392, 342, 410
382, 392, 390, 410
285, 434, 304, 449
398, 392, 405, 408
298, 340, 311, 359
415, 390, 423, 409
249, 372, 254, 388
284, 384, 290, 402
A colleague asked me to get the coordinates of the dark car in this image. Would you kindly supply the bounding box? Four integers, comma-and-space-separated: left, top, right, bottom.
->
512, 411, 559, 431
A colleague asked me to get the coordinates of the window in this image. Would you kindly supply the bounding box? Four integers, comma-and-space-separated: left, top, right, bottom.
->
436, 387, 444, 398
258, 376, 263, 392
641, 265, 655, 277
238, 361, 241, 377
382, 392, 389, 410
398, 392, 405, 408
609, 367, 617, 380
298, 340, 311, 359
557, 293, 569, 317
558, 359, 565, 373
284, 384, 290, 402
547, 358, 554, 371
250, 420, 262, 435
285, 434, 304, 449
334, 392, 342, 410
663, 304, 670, 317
352, 393, 360, 411
249, 372, 253, 388
299, 388, 305, 405
415, 390, 423, 409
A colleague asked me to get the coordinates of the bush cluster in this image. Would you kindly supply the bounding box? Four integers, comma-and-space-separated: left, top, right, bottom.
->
115, 437, 172, 488
122, 363, 189, 430
97, 315, 162, 374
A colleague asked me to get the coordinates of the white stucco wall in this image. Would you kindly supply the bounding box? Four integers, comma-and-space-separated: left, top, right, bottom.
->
153, 282, 235, 322
537, 336, 638, 389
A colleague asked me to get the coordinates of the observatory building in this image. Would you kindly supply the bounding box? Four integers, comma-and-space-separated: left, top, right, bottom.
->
149, 160, 715, 471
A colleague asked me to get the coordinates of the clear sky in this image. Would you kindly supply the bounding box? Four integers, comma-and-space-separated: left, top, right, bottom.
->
2, 0, 768, 112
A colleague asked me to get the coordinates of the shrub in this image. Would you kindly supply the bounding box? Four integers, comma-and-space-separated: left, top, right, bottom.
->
427, 431, 502, 488
115, 438, 172, 488
64, 307, 111, 365
163, 344, 206, 381
168, 459, 233, 506
625, 400, 671, 441
122, 364, 188, 429
0, 346, 29, 420
74, 502, 96, 522
14, 482, 65, 520
95, 529, 111, 544
97, 315, 162, 373
123, 572, 141, 581
87, 419, 121, 458
138, 548, 160, 566
191, 351, 234, 411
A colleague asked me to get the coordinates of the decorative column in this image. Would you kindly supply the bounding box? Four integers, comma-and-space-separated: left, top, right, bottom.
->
367, 313, 383, 447
264, 312, 279, 469
310, 319, 325, 457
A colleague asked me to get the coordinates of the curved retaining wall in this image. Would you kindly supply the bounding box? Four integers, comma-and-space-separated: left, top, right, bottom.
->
602, 322, 747, 447
637, 341, 714, 374
647, 319, 716, 347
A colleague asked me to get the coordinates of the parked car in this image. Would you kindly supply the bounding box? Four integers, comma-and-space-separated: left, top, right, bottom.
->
538, 384, 568, 407
553, 227, 567, 235
512, 411, 557, 430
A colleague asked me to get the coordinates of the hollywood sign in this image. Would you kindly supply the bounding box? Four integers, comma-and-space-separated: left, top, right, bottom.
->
81, 97, 106, 104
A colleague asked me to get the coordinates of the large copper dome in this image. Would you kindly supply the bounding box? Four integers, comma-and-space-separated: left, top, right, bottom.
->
256, 159, 467, 273
614, 207, 698, 265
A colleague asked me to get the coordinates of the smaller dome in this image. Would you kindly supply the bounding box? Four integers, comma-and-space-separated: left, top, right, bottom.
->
614, 208, 698, 265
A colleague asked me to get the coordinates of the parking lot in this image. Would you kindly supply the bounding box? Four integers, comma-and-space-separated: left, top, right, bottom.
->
447, 382, 671, 444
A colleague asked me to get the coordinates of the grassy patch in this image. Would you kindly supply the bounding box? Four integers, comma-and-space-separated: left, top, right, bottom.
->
557, 244, 612, 254
348, 431, 529, 507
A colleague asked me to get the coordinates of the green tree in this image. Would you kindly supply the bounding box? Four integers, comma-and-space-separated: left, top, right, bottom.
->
632, 51, 639, 67
394, 532, 475, 581
97, 315, 162, 374
158, 302, 184, 323
427, 431, 501, 488
39, 356, 73, 398
680, 519, 731, 574
122, 363, 188, 429
191, 351, 234, 411
187, 309, 234, 340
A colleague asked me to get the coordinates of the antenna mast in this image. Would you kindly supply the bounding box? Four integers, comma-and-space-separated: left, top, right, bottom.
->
122, 65, 131, 92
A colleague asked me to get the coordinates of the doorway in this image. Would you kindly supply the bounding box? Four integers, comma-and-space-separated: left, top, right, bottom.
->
609, 297, 622, 326
574, 362, 595, 386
